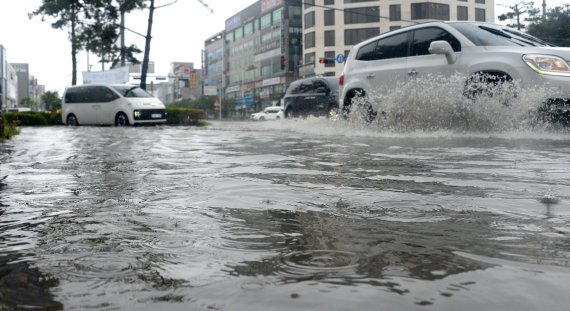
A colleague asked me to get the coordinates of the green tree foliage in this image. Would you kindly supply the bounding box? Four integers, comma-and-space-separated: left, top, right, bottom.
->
498, 1, 541, 30
527, 5, 570, 46
41, 90, 62, 112
33, 0, 145, 83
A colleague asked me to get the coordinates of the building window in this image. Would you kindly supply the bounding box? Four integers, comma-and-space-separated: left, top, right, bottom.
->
273, 8, 282, 24
260, 13, 272, 29
324, 30, 335, 46
344, 50, 350, 59
345, 7, 380, 24
305, 0, 314, 9
324, 9, 335, 26
344, 27, 380, 45
305, 32, 316, 49
344, 0, 375, 3
457, 6, 468, 21
325, 0, 334, 4
389, 26, 401, 31
411, 3, 450, 20
244, 22, 253, 36
475, 0, 485, 3
289, 5, 302, 19
305, 11, 315, 29
475, 8, 486, 21
305, 52, 315, 65
389, 5, 401, 21
324, 51, 335, 67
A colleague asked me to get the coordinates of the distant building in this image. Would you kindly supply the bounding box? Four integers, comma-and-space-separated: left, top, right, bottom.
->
0, 45, 18, 111
203, 32, 224, 98
166, 62, 202, 103
203, 0, 303, 116
11, 63, 30, 105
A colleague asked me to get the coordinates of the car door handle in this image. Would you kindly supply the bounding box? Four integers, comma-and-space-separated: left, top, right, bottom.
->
305, 96, 315, 99
408, 69, 418, 76
366, 73, 375, 79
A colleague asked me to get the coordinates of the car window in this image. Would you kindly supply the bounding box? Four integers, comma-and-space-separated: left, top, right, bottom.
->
111, 85, 153, 98
357, 32, 409, 61
410, 27, 461, 56
313, 80, 329, 93
289, 82, 302, 94
355, 39, 379, 61
298, 81, 314, 94
448, 23, 548, 47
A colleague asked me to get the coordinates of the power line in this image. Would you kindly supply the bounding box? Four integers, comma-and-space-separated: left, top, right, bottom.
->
287, 0, 420, 25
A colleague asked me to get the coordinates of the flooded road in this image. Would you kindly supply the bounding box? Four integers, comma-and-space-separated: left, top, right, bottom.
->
1, 120, 570, 310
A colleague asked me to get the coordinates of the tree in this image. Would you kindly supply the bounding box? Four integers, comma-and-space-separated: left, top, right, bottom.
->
41, 90, 62, 112
20, 98, 39, 110
33, 0, 144, 81
498, 1, 540, 30
527, 5, 570, 46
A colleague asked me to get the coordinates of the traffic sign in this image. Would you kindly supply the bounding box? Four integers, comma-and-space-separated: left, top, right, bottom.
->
336, 54, 345, 63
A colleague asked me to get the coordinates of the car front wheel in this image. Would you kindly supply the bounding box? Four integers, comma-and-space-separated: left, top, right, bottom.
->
285, 108, 295, 119
67, 114, 79, 126
115, 112, 129, 126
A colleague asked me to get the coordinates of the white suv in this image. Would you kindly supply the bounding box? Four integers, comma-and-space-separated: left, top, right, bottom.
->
339, 21, 570, 125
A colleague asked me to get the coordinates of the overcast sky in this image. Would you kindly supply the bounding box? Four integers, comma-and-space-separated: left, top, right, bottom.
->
0, 0, 567, 95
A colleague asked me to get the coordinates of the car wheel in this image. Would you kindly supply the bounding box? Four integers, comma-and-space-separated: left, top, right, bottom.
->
275, 116, 280, 120
464, 72, 516, 106
115, 112, 129, 126
66, 114, 79, 126
346, 93, 376, 123
260, 116, 265, 121
285, 108, 295, 119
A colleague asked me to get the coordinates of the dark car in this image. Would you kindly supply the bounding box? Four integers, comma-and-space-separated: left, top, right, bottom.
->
282, 76, 339, 118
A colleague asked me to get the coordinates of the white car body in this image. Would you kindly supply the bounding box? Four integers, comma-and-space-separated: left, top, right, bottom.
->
62, 83, 167, 126
250, 106, 285, 121
339, 21, 570, 122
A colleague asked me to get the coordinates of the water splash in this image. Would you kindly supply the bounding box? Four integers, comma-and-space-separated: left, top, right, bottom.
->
345, 73, 557, 132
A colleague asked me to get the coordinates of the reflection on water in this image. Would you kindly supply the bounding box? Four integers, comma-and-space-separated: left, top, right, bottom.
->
0, 122, 569, 310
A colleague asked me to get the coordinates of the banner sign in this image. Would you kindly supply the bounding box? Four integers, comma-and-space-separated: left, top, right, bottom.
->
82, 66, 129, 84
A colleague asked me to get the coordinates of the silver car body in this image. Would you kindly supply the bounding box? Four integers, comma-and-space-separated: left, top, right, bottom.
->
339, 21, 570, 115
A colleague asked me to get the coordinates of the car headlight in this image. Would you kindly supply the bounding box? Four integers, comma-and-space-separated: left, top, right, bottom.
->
523, 54, 570, 76
134, 110, 141, 118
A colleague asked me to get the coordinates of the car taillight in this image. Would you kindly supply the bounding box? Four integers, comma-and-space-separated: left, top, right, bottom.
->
339, 73, 344, 86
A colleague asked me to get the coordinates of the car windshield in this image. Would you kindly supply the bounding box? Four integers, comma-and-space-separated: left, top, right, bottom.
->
111, 85, 154, 98
449, 23, 553, 47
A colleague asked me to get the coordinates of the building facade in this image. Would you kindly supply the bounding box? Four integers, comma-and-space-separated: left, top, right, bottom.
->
0, 45, 18, 111
214, 0, 303, 115
303, 0, 495, 77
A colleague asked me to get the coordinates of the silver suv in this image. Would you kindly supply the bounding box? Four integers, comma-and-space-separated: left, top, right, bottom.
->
339, 21, 570, 126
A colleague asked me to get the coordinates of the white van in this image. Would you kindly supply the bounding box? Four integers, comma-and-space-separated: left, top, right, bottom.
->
61, 84, 167, 126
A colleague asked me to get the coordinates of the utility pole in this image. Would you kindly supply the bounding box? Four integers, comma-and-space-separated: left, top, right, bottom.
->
140, 0, 155, 90
542, 0, 547, 20
120, 9, 125, 67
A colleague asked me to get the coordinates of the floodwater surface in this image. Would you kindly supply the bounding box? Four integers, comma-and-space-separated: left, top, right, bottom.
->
0, 118, 569, 310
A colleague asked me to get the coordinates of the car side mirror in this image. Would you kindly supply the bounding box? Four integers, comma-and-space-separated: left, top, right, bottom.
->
428, 40, 457, 64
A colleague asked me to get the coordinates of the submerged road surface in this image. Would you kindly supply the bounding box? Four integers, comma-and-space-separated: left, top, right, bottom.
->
1, 119, 569, 310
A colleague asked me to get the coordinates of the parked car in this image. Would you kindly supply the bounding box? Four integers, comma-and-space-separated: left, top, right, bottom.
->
250, 106, 285, 121
62, 84, 167, 126
339, 21, 570, 124
282, 76, 339, 118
